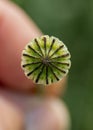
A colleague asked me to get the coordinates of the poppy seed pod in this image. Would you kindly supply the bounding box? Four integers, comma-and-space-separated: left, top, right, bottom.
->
21, 35, 71, 86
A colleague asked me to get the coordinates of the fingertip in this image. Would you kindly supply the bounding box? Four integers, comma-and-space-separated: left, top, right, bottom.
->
0, 0, 42, 90
25, 97, 71, 130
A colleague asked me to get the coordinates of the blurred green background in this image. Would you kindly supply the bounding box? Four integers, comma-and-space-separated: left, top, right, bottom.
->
11, 0, 93, 130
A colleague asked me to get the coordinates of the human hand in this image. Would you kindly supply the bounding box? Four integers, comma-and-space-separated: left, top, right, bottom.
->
0, 1, 71, 130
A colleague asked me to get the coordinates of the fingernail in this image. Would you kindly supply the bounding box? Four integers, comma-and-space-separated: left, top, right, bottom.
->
24, 98, 71, 130
25, 106, 56, 130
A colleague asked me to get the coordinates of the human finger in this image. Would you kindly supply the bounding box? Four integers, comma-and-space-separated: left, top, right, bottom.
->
0, 0, 41, 90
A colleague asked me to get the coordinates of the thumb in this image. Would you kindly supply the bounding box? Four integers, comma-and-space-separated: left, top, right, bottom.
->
0, 0, 42, 90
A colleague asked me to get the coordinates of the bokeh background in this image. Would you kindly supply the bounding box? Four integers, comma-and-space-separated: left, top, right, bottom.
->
11, 0, 93, 130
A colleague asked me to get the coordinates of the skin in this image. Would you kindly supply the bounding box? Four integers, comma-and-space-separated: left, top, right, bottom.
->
0, 0, 71, 130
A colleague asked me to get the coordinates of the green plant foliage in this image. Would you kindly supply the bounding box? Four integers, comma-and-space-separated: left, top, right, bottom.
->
11, 0, 93, 130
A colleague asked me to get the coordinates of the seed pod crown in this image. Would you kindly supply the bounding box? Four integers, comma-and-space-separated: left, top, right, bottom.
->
21, 35, 71, 85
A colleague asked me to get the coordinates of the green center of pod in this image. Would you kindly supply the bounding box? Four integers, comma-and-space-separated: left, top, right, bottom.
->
21, 35, 71, 86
